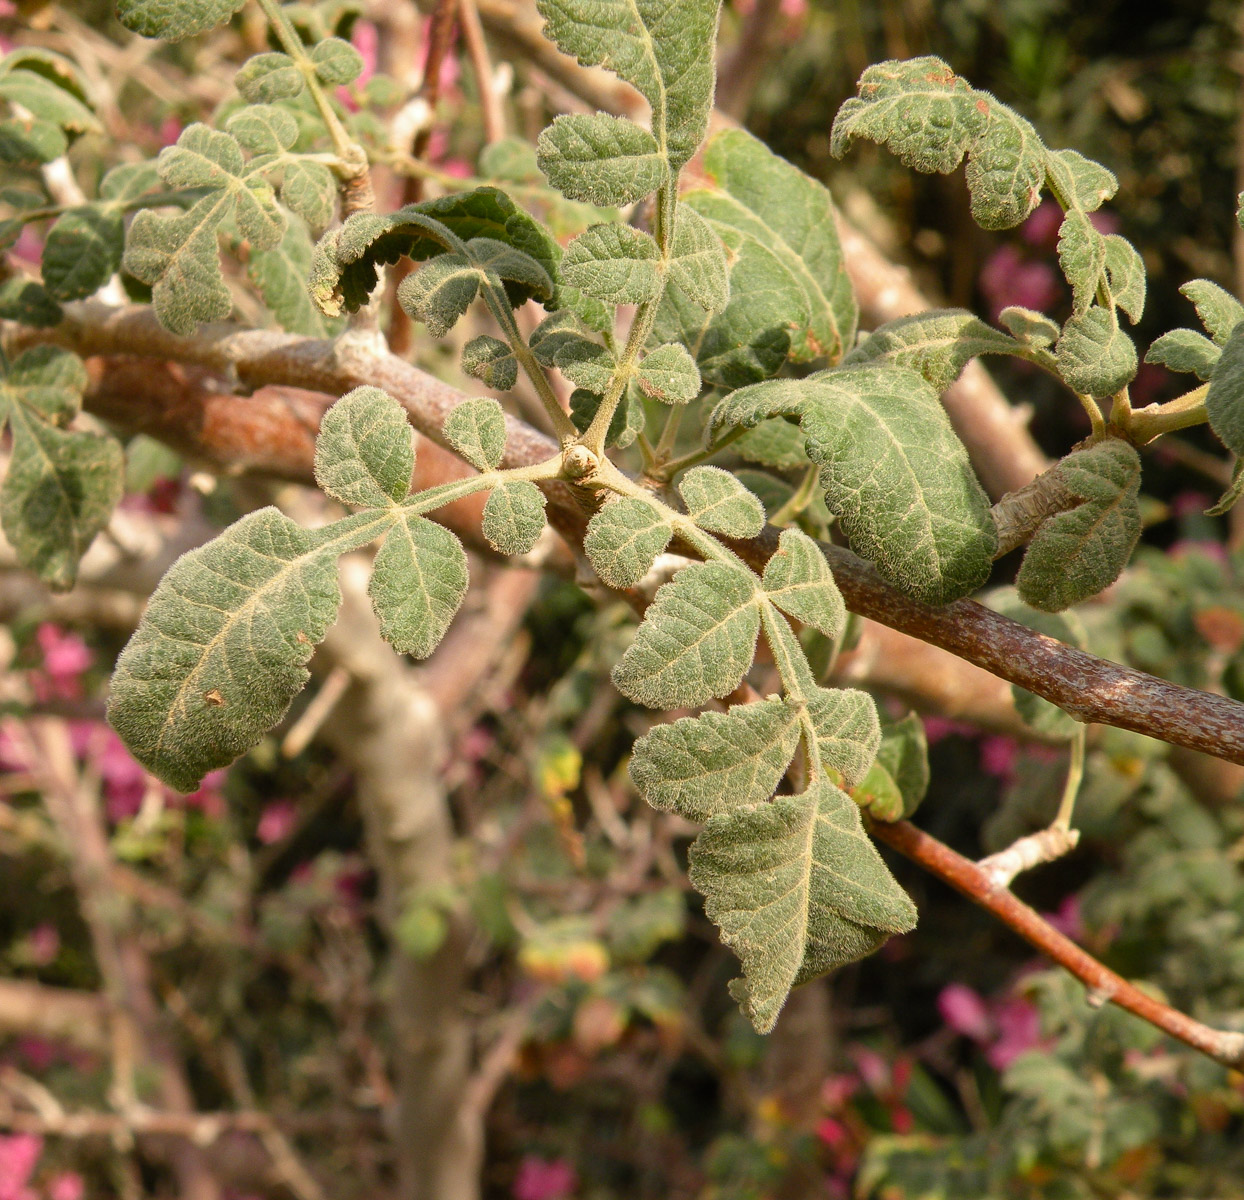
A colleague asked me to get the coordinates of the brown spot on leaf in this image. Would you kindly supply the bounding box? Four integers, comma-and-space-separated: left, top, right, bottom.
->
204, 689, 225, 707
976, 98, 990, 114
295, 630, 310, 644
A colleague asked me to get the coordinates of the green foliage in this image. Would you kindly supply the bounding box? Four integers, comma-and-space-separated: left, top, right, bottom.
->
443, 397, 508, 472
761, 528, 846, 639
677, 466, 765, 538
561, 223, 663, 305
117, 0, 247, 40
313, 385, 413, 507
0, 347, 123, 590
635, 342, 701, 403
1054, 306, 1138, 398
481, 480, 547, 555
370, 514, 469, 658
536, 113, 664, 206
0, 50, 101, 167
583, 497, 673, 589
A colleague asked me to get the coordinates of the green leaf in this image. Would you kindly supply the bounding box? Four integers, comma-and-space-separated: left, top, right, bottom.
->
1204, 322, 1244, 455
310, 37, 364, 86
117, 0, 246, 40
0, 53, 100, 136
462, 335, 518, 391
482, 480, 546, 554
678, 466, 765, 538
226, 104, 299, 155
236, 52, 305, 103
0, 348, 122, 590
1104, 235, 1145, 324
734, 418, 808, 471
709, 367, 997, 605
689, 778, 916, 1033
806, 686, 880, 789
686, 129, 856, 363
1180, 279, 1244, 347
313, 386, 413, 507
1055, 306, 1138, 398
667, 205, 729, 315
467, 237, 555, 298
397, 253, 479, 337
369, 513, 469, 657
444, 397, 507, 472
1208, 458, 1244, 517
530, 311, 615, 391
998, 306, 1060, 347
630, 697, 801, 819
536, 0, 720, 173
247, 215, 335, 336
1016, 439, 1141, 612
536, 113, 664, 206
0, 115, 65, 165
561, 223, 663, 305
568, 386, 645, 449
1145, 329, 1219, 381
108, 508, 386, 792
831, 56, 1044, 230
0, 278, 62, 327
279, 160, 336, 233
1056, 210, 1105, 318
871, 713, 930, 819
636, 342, 701, 403
844, 308, 1022, 392
1044, 149, 1117, 213
613, 561, 761, 709
43, 206, 123, 302
583, 496, 674, 588
761, 529, 844, 639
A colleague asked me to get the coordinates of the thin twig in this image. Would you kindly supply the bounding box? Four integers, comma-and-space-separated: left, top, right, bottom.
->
871, 819, 1244, 1068
459, 0, 505, 144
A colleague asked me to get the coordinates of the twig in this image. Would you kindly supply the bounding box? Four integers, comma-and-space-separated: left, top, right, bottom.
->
976, 827, 1080, 890
282, 665, 352, 758
0, 1105, 378, 1141
871, 819, 1244, 1069
459, 0, 505, 144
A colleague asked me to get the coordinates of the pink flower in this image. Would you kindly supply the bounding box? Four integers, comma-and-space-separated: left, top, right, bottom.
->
181, 769, 226, 818
815, 1117, 848, 1147
47, 1173, 84, 1200
921, 716, 974, 744
25, 923, 59, 967
513, 1156, 577, 1200
1088, 209, 1120, 236
978, 245, 1060, 322
30, 624, 92, 701
158, 115, 182, 147
979, 735, 1018, 780
88, 728, 149, 822
257, 800, 298, 844
820, 1073, 858, 1110
938, 984, 993, 1042
0, 1134, 41, 1200
850, 1046, 889, 1094
1020, 199, 1062, 249
986, 995, 1043, 1070
1043, 895, 1084, 941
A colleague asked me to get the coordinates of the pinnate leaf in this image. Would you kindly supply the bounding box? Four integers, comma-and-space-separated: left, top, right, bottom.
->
568, 386, 645, 449
678, 466, 765, 538
536, 113, 664, 205
42, 206, 124, 302
1044, 149, 1117, 213
236, 53, 304, 102
247, 215, 336, 336
313, 386, 413, 508
444, 397, 507, 472
370, 514, 469, 657
280, 160, 337, 233
583, 496, 673, 588
667, 205, 729, 315
1055, 306, 1138, 398
998, 306, 1060, 347
310, 38, 364, 86
226, 104, 298, 155
689, 778, 916, 1032
1057, 211, 1105, 318
1016, 439, 1142, 612
613, 562, 761, 709
108, 508, 388, 791
561, 223, 662, 305
530, 312, 615, 391
482, 480, 546, 554
117, 0, 246, 40
762, 529, 844, 639
844, 309, 1022, 391
397, 253, 480, 338
1104, 235, 1145, 323
636, 343, 701, 403
630, 697, 801, 819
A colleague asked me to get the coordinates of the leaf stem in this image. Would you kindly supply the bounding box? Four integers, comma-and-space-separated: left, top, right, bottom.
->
657, 426, 747, 478
1051, 723, 1087, 832
404, 452, 563, 515
1120, 383, 1209, 443
653, 404, 683, 462
768, 463, 820, 527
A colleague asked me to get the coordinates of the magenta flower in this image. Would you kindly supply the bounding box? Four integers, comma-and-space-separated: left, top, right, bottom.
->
979, 245, 1060, 321
0, 1134, 41, 1200
938, 983, 993, 1043
986, 994, 1044, 1069
257, 800, 298, 844
47, 1173, 84, 1200
1020, 199, 1062, 249
978, 735, 1018, 781
512, 1156, 577, 1200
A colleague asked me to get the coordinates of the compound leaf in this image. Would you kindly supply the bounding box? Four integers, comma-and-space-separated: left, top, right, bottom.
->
636, 342, 701, 403
530, 311, 615, 391
678, 466, 765, 538
482, 480, 546, 554
844, 309, 1022, 391
761, 528, 845, 639
1016, 439, 1141, 612
313, 386, 413, 508
1104, 234, 1145, 324
689, 778, 916, 1033
226, 103, 298, 155
1044, 148, 1117, 213
536, 113, 664, 205
117, 0, 246, 40
280, 159, 336, 233
236, 52, 304, 102
108, 507, 387, 792
667, 205, 729, 314
583, 496, 673, 588
444, 397, 507, 472
630, 697, 801, 819
247, 214, 334, 336
396, 252, 480, 338
998, 306, 1060, 347
1055, 306, 1138, 398
613, 561, 761, 709
561, 223, 662, 305
369, 513, 469, 658
310, 37, 364, 86
1057, 210, 1106, 318
806, 685, 881, 789
42, 205, 124, 302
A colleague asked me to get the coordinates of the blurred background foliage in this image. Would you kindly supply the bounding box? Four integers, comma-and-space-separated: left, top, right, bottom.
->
2, 1, 1244, 1198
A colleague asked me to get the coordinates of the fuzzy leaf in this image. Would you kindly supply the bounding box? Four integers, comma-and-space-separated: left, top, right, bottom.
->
831, 57, 1044, 230
536, 0, 720, 173
1104, 235, 1145, 324
530, 312, 615, 391
569, 387, 645, 448
709, 367, 997, 605
735, 418, 808, 470
870, 713, 930, 819
1056, 210, 1105, 318
1055, 306, 1138, 398
678, 466, 765, 537
444, 397, 507, 472
0, 53, 99, 136
0, 278, 61, 326
667, 205, 729, 314
613, 561, 761, 709
583, 496, 673, 588
998, 306, 1060, 347
630, 697, 801, 819
313, 386, 414, 508
762, 529, 844, 639
1208, 458, 1244, 517
482, 480, 546, 554
461, 335, 518, 391
536, 113, 664, 205
1044, 149, 1117, 213
636, 342, 701, 403
108, 508, 385, 792
369, 514, 469, 657
226, 104, 298, 154
806, 686, 881, 789
689, 778, 916, 1033
844, 309, 1022, 391
468, 237, 555, 298
1181, 279, 1244, 347
561, 223, 662, 305
42, 206, 124, 302
247, 215, 334, 336
310, 37, 364, 86
1017, 439, 1141, 612
397, 253, 480, 338
1204, 322, 1244, 456
1144, 329, 1220, 381
236, 52, 305, 102
0, 115, 65, 165
117, 0, 246, 39
280, 160, 336, 233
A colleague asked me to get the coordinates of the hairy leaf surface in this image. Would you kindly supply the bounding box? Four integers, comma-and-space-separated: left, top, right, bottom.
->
636, 343, 701, 403
806, 686, 881, 789
444, 397, 507, 472
761, 529, 845, 639
1055, 307, 1138, 398
536, 113, 664, 205
583, 496, 673, 588
1145, 329, 1219, 381
117, 0, 246, 40
370, 514, 469, 658
1181, 279, 1244, 347
482, 480, 546, 554
461, 335, 518, 391
1204, 323, 1244, 456
313, 386, 413, 508
678, 466, 765, 538
561, 223, 663, 305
